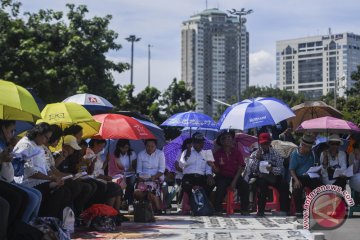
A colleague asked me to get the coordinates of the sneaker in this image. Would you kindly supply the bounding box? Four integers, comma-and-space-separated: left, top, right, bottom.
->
128, 205, 134, 214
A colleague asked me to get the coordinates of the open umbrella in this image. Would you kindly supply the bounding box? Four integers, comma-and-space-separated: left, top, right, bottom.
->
39, 102, 100, 138
161, 111, 218, 129
63, 93, 114, 113
181, 127, 219, 140
289, 101, 343, 129
0, 80, 41, 122
234, 133, 258, 158
296, 116, 360, 134
218, 97, 295, 130
93, 114, 155, 140
163, 134, 214, 172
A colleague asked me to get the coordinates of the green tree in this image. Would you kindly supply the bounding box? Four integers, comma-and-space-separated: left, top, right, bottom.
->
241, 86, 306, 108
160, 78, 196, 116
0, 0, 128, 103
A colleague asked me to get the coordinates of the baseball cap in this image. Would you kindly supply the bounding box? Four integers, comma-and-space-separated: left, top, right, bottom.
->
63, 135, 81, 150
258, 132, 272, 144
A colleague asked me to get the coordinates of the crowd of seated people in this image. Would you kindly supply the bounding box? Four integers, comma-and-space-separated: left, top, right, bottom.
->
2, 119, 360, 239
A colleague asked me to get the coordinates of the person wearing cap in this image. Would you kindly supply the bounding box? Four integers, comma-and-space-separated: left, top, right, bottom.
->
320, 134, 348, 189
45, 129, 94, 218
179, 132, 215, 198
289, 134, 321, 216
213, 131, 250, 215
248, 132, 289, 216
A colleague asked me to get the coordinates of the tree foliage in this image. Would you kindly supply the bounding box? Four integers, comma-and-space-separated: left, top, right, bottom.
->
241, 86, 306, 107
160, 78, 196, 116
0, 0, 128, 103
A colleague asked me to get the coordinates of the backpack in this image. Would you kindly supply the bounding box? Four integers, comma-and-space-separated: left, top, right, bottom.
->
190, 187, 214, 216
133, 200, 155, 222
30, 217, 70, 240
91, 215, 121, 232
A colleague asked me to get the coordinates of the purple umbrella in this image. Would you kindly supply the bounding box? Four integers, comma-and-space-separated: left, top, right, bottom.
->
163, 134, 214, 172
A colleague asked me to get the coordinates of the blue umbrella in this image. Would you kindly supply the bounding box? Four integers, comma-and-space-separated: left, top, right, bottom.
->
163, 134, 214, 172
181, 127, 219, 140
218, 97, 295, 130
161, 111, 218, 129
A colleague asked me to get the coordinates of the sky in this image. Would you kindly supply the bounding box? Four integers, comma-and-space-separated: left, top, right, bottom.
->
21, 0, 360, 94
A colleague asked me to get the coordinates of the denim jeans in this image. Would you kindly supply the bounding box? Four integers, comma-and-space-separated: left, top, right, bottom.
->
12, 183, 42, 223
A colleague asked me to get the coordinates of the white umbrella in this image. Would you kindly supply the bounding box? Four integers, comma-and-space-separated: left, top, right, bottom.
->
218, 97, 295, 130
63, 93, 113, 113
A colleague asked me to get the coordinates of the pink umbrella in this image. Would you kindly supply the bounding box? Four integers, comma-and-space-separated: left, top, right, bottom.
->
296, 116, 360, 134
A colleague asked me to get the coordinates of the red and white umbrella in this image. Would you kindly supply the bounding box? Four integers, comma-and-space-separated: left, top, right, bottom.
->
93, 113, 155, 140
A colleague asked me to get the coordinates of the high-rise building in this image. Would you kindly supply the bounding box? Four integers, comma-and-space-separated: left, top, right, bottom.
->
181, 8, 250, 117
276, 33, 360, 99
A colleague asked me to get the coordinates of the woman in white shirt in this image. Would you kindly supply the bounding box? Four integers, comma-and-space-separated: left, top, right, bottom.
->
13, 122, 72, 217
320, 134, 348, 190
136, 139, 166, 212
110, 139, 137, 206
85, 139, 123, 210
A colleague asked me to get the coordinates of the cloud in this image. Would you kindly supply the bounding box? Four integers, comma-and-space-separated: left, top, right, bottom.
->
250, 50, 275, 86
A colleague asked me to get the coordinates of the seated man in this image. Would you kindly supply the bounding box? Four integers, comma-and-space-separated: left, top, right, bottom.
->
213, 131, 249, 215
289, 134, 321, 216
320, 134, 347, 190
179, 132, 215, 198
248, 133, 290, 216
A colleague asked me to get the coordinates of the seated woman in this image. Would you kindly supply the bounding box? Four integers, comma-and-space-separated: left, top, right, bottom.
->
135, 139, 166, 213
43, 125, 94, 217
0, 120, 42, 223
320, 134, 348, 190
13, 122, 72, 217
349, 142, 360, 193
109, 139, 137, 210
83, 139, 123, 210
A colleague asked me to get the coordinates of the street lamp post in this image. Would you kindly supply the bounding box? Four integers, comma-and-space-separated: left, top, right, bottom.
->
125, 35, 141, 85
334, 74, 346, 109
227, 8, 253, 101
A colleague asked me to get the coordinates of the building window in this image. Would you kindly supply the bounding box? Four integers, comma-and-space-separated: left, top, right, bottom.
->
298, 58, 323, 83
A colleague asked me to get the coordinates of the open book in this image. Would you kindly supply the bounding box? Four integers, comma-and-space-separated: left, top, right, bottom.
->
333, 165, 354, 178
259, 161, 270, 174
306, 166, 321, 178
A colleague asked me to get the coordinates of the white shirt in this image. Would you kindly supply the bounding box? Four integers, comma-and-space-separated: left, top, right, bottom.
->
320, 150, 347, 185
116, 151, 137, 177
84, 148, 104, 177
137, 149, 165, 177
13, 136, 49, 187
179, 147, 213, 175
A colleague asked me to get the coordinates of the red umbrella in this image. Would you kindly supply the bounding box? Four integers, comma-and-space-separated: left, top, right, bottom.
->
93, 113, 156, 140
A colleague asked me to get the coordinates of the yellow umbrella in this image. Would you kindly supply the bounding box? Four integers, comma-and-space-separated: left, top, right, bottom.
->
0, 80, 41, 122
38, 102, 100, 138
